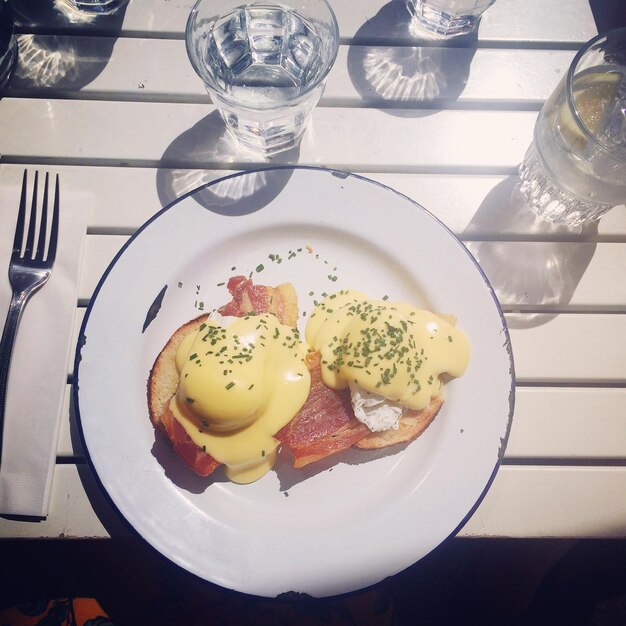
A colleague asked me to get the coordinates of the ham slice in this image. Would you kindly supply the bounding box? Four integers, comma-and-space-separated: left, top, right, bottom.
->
276, 352, 370, 468
218, 275, 299, 327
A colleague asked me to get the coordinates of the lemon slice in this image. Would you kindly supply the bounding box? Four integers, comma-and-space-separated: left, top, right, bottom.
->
557, 71, 621, 151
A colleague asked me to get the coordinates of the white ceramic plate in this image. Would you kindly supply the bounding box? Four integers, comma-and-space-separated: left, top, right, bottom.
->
75, 167, 514, 598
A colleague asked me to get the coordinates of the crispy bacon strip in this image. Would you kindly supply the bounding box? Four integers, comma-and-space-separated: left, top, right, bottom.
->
218, 275, 298, 327
276, 352, 370, 468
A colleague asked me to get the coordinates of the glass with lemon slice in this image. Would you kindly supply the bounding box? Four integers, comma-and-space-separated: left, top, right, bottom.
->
519, 28, 626, 226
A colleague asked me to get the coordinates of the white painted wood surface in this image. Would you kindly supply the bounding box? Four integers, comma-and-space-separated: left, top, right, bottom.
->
9, 36, 575, 105
13, 0, 598, 43
2, 0, 626, 543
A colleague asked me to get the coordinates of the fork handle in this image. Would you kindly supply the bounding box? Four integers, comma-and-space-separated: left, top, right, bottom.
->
0, 290, 30, 467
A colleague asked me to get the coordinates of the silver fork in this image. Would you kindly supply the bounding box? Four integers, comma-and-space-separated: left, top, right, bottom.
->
0, 170, 59, 466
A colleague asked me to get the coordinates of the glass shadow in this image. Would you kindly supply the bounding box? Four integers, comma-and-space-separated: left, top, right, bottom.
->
463, 175, 598, 329
9, 0, 127, 91
347, 0, 478, 117
156, 110, 300, 215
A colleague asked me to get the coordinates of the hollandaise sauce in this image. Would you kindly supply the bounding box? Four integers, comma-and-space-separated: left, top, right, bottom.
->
169, 315, 311, 483
306, 291, 470, 411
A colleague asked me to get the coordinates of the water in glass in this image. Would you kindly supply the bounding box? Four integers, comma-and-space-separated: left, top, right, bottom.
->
188, 2, 338, 155
406, 0, 496, 37
520, 66, 626, 224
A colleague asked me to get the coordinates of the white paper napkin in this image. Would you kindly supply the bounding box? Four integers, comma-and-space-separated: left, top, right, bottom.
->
0, 177, 87, 517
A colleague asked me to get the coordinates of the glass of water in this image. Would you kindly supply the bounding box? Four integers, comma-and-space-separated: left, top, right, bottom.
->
186, 0, 339, 156
57, 0, 128, 15
519, 28, 626, 226
405, 0, 496, 38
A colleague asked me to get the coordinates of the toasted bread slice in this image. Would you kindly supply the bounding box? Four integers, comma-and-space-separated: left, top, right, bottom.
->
218, 276, 299, 327
147, 315, 209, 431
353, 395, 444, 449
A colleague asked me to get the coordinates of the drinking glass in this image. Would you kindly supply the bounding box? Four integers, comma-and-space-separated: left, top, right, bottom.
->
0, 0, 17, 89
405, 0, 496, 37
519, 28, 626, 226
58, 0, 128, 15
186, 0, 339, 156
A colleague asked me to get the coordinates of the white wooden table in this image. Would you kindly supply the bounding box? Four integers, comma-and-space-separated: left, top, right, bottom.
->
1, 0, 625, 541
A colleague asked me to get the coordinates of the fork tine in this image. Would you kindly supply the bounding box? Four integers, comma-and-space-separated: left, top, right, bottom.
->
24, 171, 39, 260
12, 170, 28, 256
46, 174, 60, 264
35, 173, 49, 262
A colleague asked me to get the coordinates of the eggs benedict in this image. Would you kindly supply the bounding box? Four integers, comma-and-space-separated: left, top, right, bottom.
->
147, 278, 307, 483
149, 279, 471, 481
169, 314, 310, 483
307, 289, 470, 426
277, 290, 470, 466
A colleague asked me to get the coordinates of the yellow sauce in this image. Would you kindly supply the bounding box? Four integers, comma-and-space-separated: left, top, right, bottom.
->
169, 314, 311, 483
305, 291, 470, 411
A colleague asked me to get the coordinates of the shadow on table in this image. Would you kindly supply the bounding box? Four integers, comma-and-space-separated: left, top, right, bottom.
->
155, 110, 300, 214
463, 175, 597, 329
68, 393, 131, 539
8, 0, 126, 92
589, 0, 626, 34
347, 0, 478, 117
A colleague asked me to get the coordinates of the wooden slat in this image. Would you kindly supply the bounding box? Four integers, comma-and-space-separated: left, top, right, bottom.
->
508, 314, 626, 384
78, 236, 626, 310
330, 0, 598, 45
462, 466, 626, 538
2, 464, 625, 539
0, 98, 535, 170
14, 0, 597, 44
2, 164, 624, 239
59, 384, 626, 460
465, 242, 626, 310
71, 309, 626, 383
9, 36, 574, 106
505, 387, 626, 460
0, 464, 127, 539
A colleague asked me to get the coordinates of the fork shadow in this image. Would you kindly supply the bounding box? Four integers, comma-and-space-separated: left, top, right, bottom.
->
347, 0, 478, 117
463, 175, 598, 329
9, 0, 126, 92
